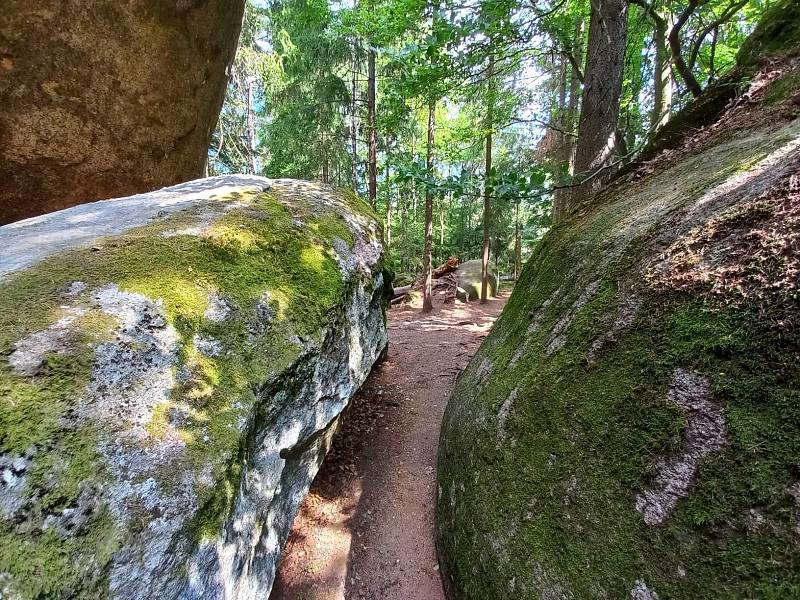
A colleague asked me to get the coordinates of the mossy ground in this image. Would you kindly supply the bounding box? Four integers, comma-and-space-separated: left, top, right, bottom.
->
0, 182, 372, 598
437, 65, 800, 598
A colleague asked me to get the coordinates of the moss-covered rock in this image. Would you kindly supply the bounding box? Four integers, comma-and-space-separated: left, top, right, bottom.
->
437, 22, 800, 600
455, 259, 499, 302
0, 176, 390, 599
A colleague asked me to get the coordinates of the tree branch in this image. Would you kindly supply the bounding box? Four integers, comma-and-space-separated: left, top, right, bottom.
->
669, 0, 709, 97
562, 51, 585, 85
687, 0, 748, 72
629, 0, 667, 31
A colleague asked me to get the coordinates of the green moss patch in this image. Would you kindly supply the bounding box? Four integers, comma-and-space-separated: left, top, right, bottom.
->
438, 65, 800, 597
0, 182, 373, 597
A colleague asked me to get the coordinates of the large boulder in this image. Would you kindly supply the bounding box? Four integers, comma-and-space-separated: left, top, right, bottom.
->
455, 259, 499, 302
0, 177, 390, 599
0, 0, 245, 225
437, 8, 800, 599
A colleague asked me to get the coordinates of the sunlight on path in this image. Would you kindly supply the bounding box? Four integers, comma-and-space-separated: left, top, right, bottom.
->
271, 294, 509, 600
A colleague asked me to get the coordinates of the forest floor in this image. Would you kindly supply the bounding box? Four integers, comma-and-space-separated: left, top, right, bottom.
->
270, 292, 509, 600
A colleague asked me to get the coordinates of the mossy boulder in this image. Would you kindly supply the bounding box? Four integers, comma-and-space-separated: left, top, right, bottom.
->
456, 259, 499, 302
0, 176, 390, 599
437, 26, 800, 600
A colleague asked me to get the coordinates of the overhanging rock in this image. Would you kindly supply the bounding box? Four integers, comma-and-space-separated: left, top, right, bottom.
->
0, 176, 391, 599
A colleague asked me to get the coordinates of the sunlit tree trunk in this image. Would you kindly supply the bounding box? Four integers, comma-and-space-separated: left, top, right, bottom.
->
481, 56, 494, 304
423, 101, 436, 313
351, 43, 359, 191
553, 18, 583, 223
651, 11, 673, 134
246, 76, 257, 174
556, 54, 569, 164
567, 18, 584, 176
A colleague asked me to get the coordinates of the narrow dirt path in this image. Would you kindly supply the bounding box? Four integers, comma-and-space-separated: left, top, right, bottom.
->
270, 293, 508, 600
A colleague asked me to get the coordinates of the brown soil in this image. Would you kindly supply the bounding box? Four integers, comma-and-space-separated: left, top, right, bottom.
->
270, 292, 509, 600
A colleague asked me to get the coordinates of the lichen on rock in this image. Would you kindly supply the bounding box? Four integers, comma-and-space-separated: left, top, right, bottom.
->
635, 369, 727, 526
0, 176, 390, 599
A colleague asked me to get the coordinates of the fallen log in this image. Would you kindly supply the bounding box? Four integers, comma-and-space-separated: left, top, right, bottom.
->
391, 265, 461, 308
433, 256, 459, 279
391, 257, 460, 303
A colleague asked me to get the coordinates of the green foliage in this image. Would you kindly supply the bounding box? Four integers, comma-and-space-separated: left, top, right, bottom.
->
209, 2, 276, 175
209, 0, 762, 279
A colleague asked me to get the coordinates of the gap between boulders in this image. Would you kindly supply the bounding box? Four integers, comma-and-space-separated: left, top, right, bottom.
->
270, 293, 509, 600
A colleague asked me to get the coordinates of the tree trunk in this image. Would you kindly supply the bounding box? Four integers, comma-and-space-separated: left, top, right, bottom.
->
385, 160, 392, 248
412, 186, 418, 224
708, 25, 718, 80
568, 18, 584, 172
422, 101, 436, 313
246, 76, 257, 175
351, 44, 359, 191
650, 12, 673, 133
0, 0, 246, 225
321, 130, 329, 184
564, 0, 628, 215
556, 54, 570, 164
669, 0, 703, 97
439, 196, 445, 259
400, 185, 408, 261
459, 193, 465, 257
513, 199, 522, 281
552, 18, 584, 223
481, 56, 494, 304
367, 45, 378, 209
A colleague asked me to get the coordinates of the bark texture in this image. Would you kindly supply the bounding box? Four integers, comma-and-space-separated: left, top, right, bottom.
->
552, 19, 584, 223
481, 123, 492, 304
566, 0, 628, 212
367, 47, 378, 208
651, 11, 674, 133
0, 0, 245, 225
351, 47, 360, 191
481, 56, 495, 303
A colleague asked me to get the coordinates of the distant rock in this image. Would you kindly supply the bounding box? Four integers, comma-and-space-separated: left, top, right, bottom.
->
0, 176, 390, 599
455, 259, 499, 302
